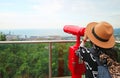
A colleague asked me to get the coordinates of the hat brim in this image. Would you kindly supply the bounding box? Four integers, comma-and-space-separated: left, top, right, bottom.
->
85, 22, 115, 48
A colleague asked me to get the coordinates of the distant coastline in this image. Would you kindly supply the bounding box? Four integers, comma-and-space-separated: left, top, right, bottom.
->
0, 28, 119, 37
0, 29, 69, 37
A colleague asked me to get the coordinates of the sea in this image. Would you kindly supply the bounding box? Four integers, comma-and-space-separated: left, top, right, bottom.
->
0, 28, 119, 37
0, 29, 69, 37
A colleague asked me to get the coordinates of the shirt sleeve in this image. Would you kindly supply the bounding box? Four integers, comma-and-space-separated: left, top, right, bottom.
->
76, 46, 98, 78
76, 46, 92, 62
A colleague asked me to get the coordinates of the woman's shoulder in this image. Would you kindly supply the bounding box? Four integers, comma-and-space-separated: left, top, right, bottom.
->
77, 46, 91, 54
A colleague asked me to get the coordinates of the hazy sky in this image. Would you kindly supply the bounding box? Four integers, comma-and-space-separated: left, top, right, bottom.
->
0, 0, 120, 29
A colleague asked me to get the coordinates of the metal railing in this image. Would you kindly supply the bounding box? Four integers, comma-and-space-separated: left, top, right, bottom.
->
0, 40, 119, 78
0, 40, 76, 78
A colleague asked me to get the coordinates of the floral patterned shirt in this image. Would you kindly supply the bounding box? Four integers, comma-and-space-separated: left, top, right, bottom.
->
76, 46, 98, 78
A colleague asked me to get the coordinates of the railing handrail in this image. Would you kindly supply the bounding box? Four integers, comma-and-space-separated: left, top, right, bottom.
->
0, 40, 76, 44
0, 40, 76, 78
0, 40, 120, 78
0, 40, 119, 44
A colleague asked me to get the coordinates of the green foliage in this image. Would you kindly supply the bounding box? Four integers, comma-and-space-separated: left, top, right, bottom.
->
0, 42, 75, 78
0, 42, 119, 78
0, 32, 6, 41
52, 43, 73, 77
0, 43, 49, 78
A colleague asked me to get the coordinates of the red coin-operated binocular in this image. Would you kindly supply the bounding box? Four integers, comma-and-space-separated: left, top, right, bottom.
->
63, 25, 86, 78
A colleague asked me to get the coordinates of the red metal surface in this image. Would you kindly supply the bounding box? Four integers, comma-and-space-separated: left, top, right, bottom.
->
63, 25, 86, 78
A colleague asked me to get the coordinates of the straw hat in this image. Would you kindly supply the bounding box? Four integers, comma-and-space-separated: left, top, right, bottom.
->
85, 21, 115, 48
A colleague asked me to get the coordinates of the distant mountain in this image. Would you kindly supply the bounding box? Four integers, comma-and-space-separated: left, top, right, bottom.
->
114, 28, 120, 35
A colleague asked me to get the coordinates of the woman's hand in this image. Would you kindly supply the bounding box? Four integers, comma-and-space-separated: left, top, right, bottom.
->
83, 34, 88, 42
80, 34, 88, 47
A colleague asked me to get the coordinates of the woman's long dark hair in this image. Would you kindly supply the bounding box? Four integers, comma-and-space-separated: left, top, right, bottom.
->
90, 41, 118, 61
98, 47, 118, 61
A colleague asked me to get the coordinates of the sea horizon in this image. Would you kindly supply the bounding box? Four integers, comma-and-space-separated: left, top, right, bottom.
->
0, 29, 69, 37
0, 28, 119, 37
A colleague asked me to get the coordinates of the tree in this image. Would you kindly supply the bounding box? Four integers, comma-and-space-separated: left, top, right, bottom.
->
0, 32, 6, 41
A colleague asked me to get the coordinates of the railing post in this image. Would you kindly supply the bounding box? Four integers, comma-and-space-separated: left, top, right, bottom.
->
49, 42, 52, 78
